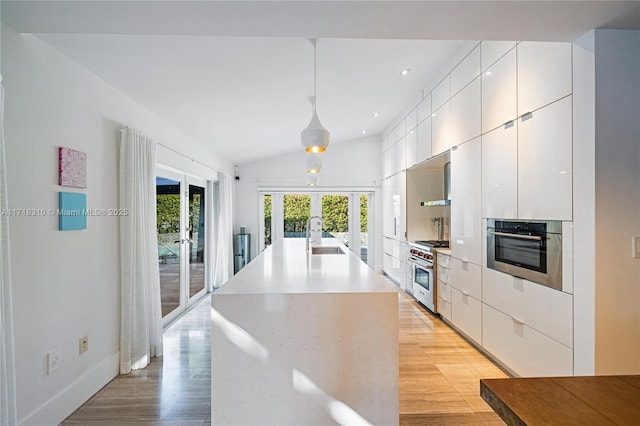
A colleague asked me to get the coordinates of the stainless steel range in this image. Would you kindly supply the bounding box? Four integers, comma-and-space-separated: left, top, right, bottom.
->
408, 240, 449, 313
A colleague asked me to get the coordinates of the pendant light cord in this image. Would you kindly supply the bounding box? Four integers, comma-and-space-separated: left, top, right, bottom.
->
312, 38, 318, 112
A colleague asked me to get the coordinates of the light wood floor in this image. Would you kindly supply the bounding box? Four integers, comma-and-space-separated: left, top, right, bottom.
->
63, 283, 507, 425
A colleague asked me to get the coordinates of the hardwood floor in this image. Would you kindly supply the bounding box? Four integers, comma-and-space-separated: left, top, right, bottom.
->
63, 282, 507, 425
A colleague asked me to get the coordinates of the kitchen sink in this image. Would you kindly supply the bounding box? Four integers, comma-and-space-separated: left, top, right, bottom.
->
311, 246, 345, 255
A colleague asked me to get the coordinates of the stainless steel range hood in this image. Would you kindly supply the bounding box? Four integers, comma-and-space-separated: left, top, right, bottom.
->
420, 162, 451, 206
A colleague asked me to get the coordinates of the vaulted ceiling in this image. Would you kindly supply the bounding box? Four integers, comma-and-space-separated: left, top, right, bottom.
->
2, 1, 639, 164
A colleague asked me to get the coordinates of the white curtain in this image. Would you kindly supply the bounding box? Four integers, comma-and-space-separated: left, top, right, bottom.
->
212, 173, 233, 289
0, 75, 17, 425
119, 128, 163, 374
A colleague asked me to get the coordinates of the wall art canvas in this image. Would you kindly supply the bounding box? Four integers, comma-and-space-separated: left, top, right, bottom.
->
59, 147, 87, 188
59, 192, 87, 231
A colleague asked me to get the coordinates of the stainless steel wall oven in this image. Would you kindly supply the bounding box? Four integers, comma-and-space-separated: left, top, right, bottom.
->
487, 219, 562, 290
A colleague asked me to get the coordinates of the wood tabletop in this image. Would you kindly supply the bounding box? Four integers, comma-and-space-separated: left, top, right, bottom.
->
480, 375, 640, 425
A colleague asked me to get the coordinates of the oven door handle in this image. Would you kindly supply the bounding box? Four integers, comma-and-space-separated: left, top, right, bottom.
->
409, 259, 433, 269
492, 231, 542, 241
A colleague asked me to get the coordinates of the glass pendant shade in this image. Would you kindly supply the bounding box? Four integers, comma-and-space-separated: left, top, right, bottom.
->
305, 174, 319, 186
305, 153, 322, 173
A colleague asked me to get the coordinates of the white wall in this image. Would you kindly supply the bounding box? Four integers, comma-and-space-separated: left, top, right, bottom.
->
573, 29, 640, 375
1, 24, 231, 424
234, 136, 381, 264
592, 29, 640, 374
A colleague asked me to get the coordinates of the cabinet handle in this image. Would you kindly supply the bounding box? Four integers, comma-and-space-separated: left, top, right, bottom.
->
462, 290, 470, 297
504, 120, 515, 129
511, 316, 525, 326
520, 111, 533, 121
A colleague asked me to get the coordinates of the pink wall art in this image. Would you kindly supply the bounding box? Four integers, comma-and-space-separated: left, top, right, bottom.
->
58, 147, 87, 188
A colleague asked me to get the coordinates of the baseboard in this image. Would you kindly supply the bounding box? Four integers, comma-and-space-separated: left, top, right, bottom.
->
20, 352, 119, 425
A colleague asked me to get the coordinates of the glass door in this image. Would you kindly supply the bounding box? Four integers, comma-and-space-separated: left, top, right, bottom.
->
156, 168, 208, 325
186, 178, 207, 304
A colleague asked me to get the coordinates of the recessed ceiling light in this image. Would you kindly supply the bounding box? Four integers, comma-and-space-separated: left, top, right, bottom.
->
362, 130, 367, 135
373, 112, 381, 117
401, 69, 411, 76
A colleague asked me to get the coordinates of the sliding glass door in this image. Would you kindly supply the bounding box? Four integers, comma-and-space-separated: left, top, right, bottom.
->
156, 168, 208, 325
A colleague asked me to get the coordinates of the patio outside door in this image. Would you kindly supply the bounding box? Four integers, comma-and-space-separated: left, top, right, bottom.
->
156, 167, 208, 326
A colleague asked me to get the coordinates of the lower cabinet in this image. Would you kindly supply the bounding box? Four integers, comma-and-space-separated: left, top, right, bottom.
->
483, 304, 573, 377
451, 287, 482, 345
437, 280, 452, 321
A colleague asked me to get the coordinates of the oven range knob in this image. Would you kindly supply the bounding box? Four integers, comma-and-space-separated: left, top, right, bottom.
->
426, 254, 433, 260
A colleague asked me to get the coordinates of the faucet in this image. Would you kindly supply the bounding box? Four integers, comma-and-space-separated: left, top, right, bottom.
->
306, 216, 324, 252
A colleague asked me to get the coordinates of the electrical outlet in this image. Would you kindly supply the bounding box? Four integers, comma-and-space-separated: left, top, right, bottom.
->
47, 348, 61, 375
79, 335, 88, 355
633, 236, 640, 259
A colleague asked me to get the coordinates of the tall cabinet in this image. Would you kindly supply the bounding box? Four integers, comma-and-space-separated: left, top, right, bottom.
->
381, 40, 576, 378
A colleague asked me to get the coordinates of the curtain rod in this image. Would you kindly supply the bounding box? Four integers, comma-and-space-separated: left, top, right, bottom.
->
157, 141, 226, 175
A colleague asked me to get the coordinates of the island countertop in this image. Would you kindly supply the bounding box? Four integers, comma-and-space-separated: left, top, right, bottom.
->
214, 237, 398, 295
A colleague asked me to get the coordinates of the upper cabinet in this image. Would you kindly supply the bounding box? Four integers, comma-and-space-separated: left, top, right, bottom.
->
517, 42, 572, 115
431, 101, 451, 156
451, 138, 482, 265
450, 77, 481, 147
482, 47, 517, 133
394, 136, 406, 175
481, 41, 517, 72
451, 44, 481, 96
432, 75, 451, 112
518, 96, 573, 220
416, 94, 432, 124
482, 123, 518, 219
405, 128, 418, 169
416, 117, 432, 164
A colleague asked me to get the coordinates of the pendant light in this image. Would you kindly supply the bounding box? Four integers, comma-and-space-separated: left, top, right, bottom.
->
305, 174, 319, 186
301, 39, 330, 153
305, 153, 322, 174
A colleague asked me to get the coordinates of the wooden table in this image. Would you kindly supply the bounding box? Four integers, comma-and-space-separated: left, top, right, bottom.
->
480, 375, 640, 425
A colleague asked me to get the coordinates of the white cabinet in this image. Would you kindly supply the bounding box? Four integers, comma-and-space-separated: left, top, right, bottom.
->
451, 288, 482, 345
394, 137, 406, 175
432, 75, 450, 111
405, 128, 418, 168
450, 138, 482, 265
390, 171, 406, 240
481, 123, 517, 219
405, 110, 418, 135
437, 251, 452, 320
437, 281, 452, 321
483, 304, 573, 377
482, 267, 573, 348
517, 41, 572, 115
382, 178, 393, 238
450, 258, 482, 300
451, 44, 481, 96
450, 77, 481, 146
416, 94, 432, 124
482, 48, 517, 133
481, 41, 516, 72
518, 96, 572, 220
382, 146, 394, 179
416, 117, 432, 164
431, 101, 451, 156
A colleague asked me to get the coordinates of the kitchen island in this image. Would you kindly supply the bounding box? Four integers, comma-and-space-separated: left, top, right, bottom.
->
211, 238, 399, 426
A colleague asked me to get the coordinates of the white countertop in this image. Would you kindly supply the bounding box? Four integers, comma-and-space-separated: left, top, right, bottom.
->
214, 238, 398, 295
436, 248, 452, 256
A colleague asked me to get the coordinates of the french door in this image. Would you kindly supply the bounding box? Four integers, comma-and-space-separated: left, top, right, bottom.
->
259, 190, 374, 267
156, 167, 208, 326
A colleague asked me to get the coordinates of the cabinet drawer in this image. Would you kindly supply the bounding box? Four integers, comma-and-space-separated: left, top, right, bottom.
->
451, 288, 482, 345
383, 253, 394, 277
483, 267, 573, 348
383, 237, 393, 255
438, 266, 450, 284
436, 252, 451, 268
438, 295, 452, 321
450, 258, 482, 300
483, 304, 573, 377
438, 280, 452, 301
